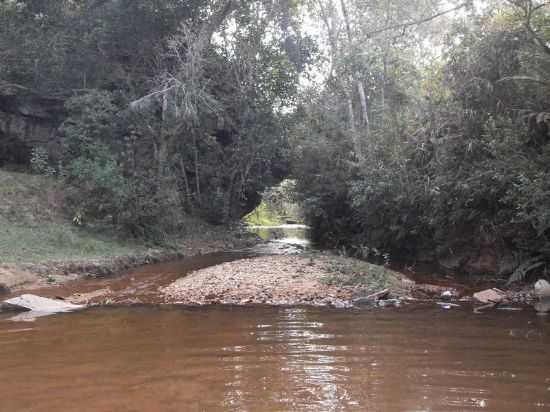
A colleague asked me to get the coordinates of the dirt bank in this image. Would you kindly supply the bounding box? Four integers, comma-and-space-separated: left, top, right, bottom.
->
0, 225, 257, 295
162, 254, 414, 307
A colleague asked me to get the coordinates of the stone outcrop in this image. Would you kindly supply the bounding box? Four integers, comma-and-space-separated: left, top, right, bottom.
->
1, 294, 85, 321
0, 81, 65, 165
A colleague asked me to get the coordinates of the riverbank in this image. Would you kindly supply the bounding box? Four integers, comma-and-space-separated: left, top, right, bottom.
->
0, 224, 257, 296
0, 169, 259, 294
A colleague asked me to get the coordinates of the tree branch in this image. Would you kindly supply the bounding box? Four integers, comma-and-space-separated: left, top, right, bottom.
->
199, 0, 240, 47
507, 0, 550, 56
364, 2, 469, 37
497, 75, 550, 86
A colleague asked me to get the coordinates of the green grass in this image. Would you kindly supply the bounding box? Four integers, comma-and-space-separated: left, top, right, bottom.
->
0, 169, 148, 264
243, 201, 284, 226
0, 169, 63, 224
0, 216, 148, 264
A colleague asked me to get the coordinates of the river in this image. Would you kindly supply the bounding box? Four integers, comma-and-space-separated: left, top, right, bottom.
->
1, 226, 550, 411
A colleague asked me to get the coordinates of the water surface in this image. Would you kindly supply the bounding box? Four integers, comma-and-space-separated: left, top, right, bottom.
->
1, 305, 549, 411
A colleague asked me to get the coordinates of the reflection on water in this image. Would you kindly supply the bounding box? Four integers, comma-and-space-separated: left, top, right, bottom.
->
1, 305, 550, 411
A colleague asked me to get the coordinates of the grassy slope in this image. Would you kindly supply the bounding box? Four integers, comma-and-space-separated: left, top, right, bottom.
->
0, 170, 147, 264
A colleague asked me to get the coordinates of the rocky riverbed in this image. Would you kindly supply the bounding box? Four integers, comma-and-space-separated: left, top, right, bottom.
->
162, 254, 414, 307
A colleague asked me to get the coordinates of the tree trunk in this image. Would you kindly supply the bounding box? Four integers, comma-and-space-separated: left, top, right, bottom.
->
178, 157, 192, 208
223, 169, 239, 222
193, 134, 202, 204
357, 79, 369, 133
345, 85, 360, 155
340, 0, 366, 159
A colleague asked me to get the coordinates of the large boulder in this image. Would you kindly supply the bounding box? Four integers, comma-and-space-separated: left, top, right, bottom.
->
2, 294, 84, 313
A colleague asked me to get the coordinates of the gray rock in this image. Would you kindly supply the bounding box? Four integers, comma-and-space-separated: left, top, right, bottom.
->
0, 81, 65, 165
2, 294, 84, 314
534, 279, 550, 299
353, 289, 390, 307
473, 288, 507, 304
440, 290, 454, 300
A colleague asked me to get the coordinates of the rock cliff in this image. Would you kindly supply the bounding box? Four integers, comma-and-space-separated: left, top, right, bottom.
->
0, 81, 65, 166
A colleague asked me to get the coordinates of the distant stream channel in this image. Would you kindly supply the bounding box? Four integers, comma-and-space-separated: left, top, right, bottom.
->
1, 225, 550, 411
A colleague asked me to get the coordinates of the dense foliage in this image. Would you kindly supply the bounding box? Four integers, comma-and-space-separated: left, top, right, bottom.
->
292, 0, 550, 279
1, 0, 313, 238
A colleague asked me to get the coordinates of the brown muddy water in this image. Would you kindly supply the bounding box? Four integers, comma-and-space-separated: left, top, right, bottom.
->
1, 304, 549, 412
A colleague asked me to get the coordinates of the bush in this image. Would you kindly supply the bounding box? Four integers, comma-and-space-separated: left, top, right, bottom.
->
58, 91, 182, 241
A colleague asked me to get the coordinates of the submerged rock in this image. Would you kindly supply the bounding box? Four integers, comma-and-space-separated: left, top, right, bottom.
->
534, 298, 550, 314
7, 311, 58, 322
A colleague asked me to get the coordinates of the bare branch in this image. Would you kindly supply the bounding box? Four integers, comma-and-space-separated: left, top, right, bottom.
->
532, 1, 550, 12
497, 75, 550, 86
129, 86, 177, 111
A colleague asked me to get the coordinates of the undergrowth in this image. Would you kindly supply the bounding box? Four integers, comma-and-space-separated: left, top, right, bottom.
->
321, 255, 408, 296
